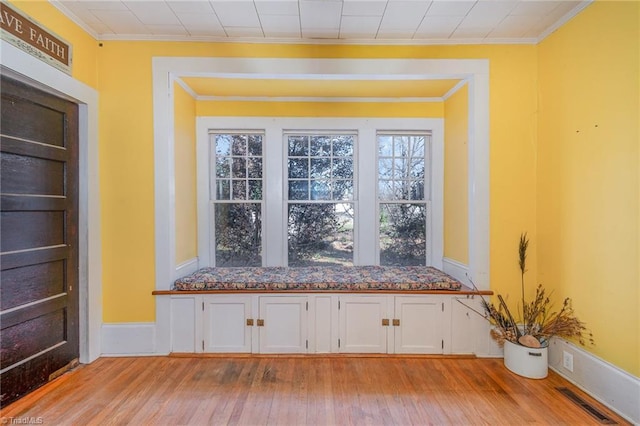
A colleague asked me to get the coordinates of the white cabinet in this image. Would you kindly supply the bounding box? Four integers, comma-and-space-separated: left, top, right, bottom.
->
258, 296, 308, 353
167, 293, 486, 355
337, 295, 446, 354
393, 296, 445, 354
203, 295, 252, 353
339, 296, 389, 353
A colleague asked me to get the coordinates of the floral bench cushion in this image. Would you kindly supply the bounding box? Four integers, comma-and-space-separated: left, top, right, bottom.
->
173, 266, 462, 291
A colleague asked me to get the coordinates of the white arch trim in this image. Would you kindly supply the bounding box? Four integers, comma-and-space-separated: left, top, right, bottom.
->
152, 57, 489, 354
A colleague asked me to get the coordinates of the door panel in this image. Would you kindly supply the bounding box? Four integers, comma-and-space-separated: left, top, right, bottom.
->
203, 296, 252, 353
339, 296, 388, 353
259, 296, 307, 353
0, 261, 65, 310
394, 297, 444, 354
1, 152, 65, 195
0, 75, 79, 406
1, 211, 66, 250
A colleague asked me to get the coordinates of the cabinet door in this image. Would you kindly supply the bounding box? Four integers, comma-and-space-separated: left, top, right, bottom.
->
393, 296, 444, 354
171, 296, 199, 353
451, 296, 483, 354
203, 296, 252, 353
259, 296, 308, 353
339, 296, 389, 353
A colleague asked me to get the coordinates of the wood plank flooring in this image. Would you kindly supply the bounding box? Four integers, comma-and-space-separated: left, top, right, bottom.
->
0, 356, 629, 425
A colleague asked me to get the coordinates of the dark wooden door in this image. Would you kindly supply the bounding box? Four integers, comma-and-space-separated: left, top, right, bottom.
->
0, 75, 79, 406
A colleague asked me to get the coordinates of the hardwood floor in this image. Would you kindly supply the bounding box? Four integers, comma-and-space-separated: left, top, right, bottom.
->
0, 356, 628, 425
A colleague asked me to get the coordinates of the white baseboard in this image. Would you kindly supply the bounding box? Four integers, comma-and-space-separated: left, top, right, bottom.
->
175, 257, 199, 279
549, 338, 640, 424
101, 323, 159, 356
442, 257, 469, 285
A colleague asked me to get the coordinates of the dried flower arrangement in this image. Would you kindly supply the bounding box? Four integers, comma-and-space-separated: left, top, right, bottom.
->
462, 233, 594, 349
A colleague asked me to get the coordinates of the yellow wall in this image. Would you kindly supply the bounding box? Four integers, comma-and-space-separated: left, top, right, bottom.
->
196, 100, 443, 118
174, 83, 198, 264
443, 84, 469, 264
538, 1, 639, 375
7, 0, 98, 88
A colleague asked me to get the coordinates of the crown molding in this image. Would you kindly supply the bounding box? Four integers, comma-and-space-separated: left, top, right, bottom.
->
91, 33, 539, 46
49, 0, 100, 41
537, 0, 593, 43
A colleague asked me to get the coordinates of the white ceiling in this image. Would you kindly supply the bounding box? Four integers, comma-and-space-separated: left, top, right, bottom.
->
53, 0, 591, 44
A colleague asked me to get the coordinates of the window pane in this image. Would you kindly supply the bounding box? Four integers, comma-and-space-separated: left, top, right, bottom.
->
378, 133, 429, 202
310, 180, 331, 200
288, 136, 308, 156
333, 180, 353, 200
378, 180, 393, 199
232, 158, 246, 178
216, 157, 230, 178
410, 159, 425, 178
248, 180, 262, 200
378, 136, 392, 156
215, 203, 262, 266
247, 158, 262, 178
379, 203, 426, 266
288, 158, 309, 179
288, 181, 309, 200
310, 136, 331, 156
393, 158, 408, 179
288, 203, 353, 267
378, 159, 392, 179
232, 180, 246, 199
215, 134, 231, 156
310, 158, 331, 178
332, 136, 354, 156
333, 158, 353, 180
248, 135, 262, 156
287, 133, 355, 202
395, 136, 409, 156
216, 180, 230, 200
231, 135, 247, 155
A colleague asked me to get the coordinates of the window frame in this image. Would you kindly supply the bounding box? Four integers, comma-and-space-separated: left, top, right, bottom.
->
376, 131, 432, 266
196, 117, 443, 269
284, 131, 358, 267
209, 130, 266, 267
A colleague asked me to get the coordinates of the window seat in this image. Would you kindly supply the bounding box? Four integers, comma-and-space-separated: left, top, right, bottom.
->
152, 266, 492, 295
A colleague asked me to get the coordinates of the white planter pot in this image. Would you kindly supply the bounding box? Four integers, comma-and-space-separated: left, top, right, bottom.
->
503, 340, 548, 379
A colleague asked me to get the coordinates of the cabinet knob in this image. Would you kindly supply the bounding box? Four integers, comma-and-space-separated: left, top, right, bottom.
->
381, 319, 390, 326
257, 319, 265, 327
392, 319, 400, 326
246, 319, 254, 326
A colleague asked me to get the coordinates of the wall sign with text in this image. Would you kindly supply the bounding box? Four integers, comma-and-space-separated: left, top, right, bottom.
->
0, 2, 73, 75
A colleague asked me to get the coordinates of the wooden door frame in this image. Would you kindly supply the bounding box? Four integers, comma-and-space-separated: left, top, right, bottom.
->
1, 40, 102, 363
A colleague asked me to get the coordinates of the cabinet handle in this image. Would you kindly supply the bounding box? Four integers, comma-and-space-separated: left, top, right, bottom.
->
392, 319, 400, 326
381, 319, 390, 326
246, 319, 254, 326
257, 319, 265, 327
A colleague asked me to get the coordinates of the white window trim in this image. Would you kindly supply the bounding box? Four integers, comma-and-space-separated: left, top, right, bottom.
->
208, 131, 265, 267
376, 132, 432, 266
153, 57, 490, 354
197, 118, 442, 268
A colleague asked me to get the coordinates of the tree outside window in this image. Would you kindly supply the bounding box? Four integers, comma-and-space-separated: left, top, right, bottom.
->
287, 134, 355, 267
211, 133, 263, 266
378, 134, 430, 266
